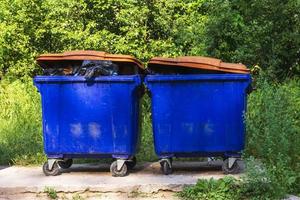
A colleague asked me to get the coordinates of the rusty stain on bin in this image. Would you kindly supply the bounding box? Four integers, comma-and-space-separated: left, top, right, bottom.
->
36, 50, 144, 69
148, 56, 249, 74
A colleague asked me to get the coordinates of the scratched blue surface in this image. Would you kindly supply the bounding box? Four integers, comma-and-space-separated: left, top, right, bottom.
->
145, 74, 251, 158
34, 75, 142, 159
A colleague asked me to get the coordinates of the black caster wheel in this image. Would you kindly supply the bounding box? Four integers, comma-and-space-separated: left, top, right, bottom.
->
159, 158, 173, 168
222, 158, 241, 174
126, 156, 137, 170
58, 159, 73, 169
161, 160, 172, 175
43, 162, 61, 176
110, 161, 128, 177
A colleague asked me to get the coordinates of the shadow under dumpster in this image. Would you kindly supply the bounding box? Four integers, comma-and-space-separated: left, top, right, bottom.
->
0, 165, 9, 171
58, 160, 244, 175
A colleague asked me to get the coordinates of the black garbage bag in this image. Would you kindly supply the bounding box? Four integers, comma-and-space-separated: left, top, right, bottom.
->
78, 60, 119, 79
42, 60, 119, 78
43, 68, 65, 76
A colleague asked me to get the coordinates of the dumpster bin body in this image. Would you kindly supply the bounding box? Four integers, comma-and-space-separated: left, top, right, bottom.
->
34, 51, 144, 176
35, 75, 141, 159
145, 74, 250, 157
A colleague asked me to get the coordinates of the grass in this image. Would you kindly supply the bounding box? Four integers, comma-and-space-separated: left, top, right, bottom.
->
44, 187, 58, 199
136, 94, 157, 162
0, 79, 44, 165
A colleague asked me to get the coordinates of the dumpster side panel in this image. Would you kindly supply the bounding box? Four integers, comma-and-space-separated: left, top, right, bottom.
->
146, 74, 250, 157
35, 76, 141, 158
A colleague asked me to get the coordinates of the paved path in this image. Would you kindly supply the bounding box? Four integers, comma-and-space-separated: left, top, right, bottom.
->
0, 161, 239, 199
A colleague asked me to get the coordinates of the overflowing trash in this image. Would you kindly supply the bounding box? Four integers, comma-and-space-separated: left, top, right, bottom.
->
37, 50, 144, 78
81, 60, 119, 77
42, 60, 119, 79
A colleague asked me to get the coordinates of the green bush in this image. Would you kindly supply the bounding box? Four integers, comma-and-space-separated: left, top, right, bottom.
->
245, 77, 300, 196
179, 158, 297, 200
0, 0, 207, 80
1, 0, 299, 81
178, 177, 241, 200
0, 79, 45, 165
204, 0, 300, 80
238, 157, 286, 200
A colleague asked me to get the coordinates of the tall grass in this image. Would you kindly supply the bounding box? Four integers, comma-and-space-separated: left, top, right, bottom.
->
136, 93, 157, 162
0, 79, 44, 165
245, 77, 300, 196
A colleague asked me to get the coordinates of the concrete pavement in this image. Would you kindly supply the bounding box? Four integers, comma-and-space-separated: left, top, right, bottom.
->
0, 161, 239, 199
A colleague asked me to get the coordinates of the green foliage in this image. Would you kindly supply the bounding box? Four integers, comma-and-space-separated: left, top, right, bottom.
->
44, 187, 58, 199
178, 177, 241, 200
0, 0, 208, 80
240, 157, 288, 200
136, 94, 156, 161
179, 157, 296, 200
0, 79, 45, 165
205, 0, 300, 80
245, 77, 300, 195
1, 0, 299, 80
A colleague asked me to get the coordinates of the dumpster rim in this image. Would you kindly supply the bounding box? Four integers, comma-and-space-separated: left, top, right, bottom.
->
34, 74, 143, 84
145, 74, 251, 83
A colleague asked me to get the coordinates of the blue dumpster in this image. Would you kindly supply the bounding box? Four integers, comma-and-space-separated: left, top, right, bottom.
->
145, 56, 251, 174
34, 51, 144, 177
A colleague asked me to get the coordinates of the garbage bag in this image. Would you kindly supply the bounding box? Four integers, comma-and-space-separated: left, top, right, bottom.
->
42, 60, 119, 78
79, 60, 119, 79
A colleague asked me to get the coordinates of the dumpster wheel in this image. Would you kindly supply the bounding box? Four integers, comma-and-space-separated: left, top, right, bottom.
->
126, 156, 137, 170
222, 158, 241, 174
160, 160, 173, 175
58, 159, 73, 169
43, 161, 61, 176
110, 160, 128, 177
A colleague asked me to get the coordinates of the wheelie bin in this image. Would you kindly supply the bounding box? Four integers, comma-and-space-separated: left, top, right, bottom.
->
34, 51, 144, 177
145, 56, 251, 175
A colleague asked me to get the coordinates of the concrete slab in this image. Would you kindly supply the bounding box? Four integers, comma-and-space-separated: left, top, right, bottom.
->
0, 161, 239, 196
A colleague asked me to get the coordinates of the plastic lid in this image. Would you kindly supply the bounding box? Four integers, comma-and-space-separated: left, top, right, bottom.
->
148, 56, 249, 74
36, 50, 144, 69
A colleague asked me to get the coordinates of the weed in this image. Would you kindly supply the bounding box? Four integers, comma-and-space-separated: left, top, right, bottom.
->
178, 176, 241, 200
44, 187, 58, 199
245, 78, 300, 196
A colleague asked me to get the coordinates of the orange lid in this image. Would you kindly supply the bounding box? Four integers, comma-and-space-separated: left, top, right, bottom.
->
148, 56, 249, 74
36, 50, 144, 69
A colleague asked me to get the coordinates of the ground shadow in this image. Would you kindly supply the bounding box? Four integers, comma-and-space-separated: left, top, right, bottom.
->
0, 166, 9, 171
59, 160, 244, 175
